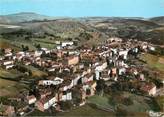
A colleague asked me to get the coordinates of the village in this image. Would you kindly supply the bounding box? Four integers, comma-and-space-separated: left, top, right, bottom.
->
0, 37, 162, 116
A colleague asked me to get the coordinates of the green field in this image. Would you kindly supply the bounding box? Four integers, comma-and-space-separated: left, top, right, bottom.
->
0, 78, 28, 96
87, 95, 114, 110
0, 68, 28, 96
0, 38, 20, 50
58, 104, 114, 117
31, 38, 57, 49
140, 53, 164, 79
0, 37, 57, 51
30, 104, 113, 116
0, 68, 24, 79
30, 93, 151, 116
141, 53, 164, 70
87, 92, 158, 113
17, 64, 48, 77
155, 96, 164, 111
27, 66, 48, 77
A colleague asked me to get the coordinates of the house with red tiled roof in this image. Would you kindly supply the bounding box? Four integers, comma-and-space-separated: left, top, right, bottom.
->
83, 81, 97, 97
140, 82, 156, 96
64, 55, 79, 66
36, 95, 57, 112
0, 104, 15, 116
26, 95, 37, 105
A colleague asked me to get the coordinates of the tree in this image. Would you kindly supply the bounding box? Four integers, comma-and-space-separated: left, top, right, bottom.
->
11, 49, 14, 53
25, 46, 29, 51
108, 97, 116, 107
0, 49, 5, 55
59, 101, 72, 111
72, 89, 82, 105
96, 79, 105, 96
115, 107, 127, 117
21, 45, 24, 51
25, 36, 30, 40
122, 97, 133, 106
86, 89, 91, 95
67, 38, 72, 41
0, 103, 5, 116
36, 44, 41, 50
0, 96, 9, 104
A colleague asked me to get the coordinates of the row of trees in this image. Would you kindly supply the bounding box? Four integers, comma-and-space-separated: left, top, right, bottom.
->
21, 43, 42, 52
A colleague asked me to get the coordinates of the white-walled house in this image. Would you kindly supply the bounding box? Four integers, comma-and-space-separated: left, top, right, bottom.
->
95, 62, 108, 72
115, 60, 125, 67
47, 67, 56, 72
149, 87, 157, 96
16, 52, 25, 61
4, 53, 12, 57
94, 61, 108, 80
148, 46, 155, 51
5, 64, 14, 69
119, 50, 129, 60
82, 74, 93, 84
61, 91, 72, 101
26, 95, 37, 105
34, 51, 43, 57
107, 37, 122, 43
140, 83, 156, 96
83, 81, 97, 96
36, 96, 57, 112
61, 41, 74, 47
2, 60, 14, 69
41, 48, 50, 54
72, 75, 81, 86
118, 67, 126, 75
3, 60, 14, 66
60, 80, 74, 91
38, 77, 64, 86
95, 70, 100, 80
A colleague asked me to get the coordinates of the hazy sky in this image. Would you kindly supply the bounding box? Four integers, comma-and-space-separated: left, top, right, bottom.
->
0, 0, 164, 17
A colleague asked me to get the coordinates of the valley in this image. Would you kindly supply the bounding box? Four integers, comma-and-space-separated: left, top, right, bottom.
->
0, 13, 164, 116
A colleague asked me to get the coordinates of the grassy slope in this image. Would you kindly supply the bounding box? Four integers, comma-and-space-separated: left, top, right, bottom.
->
140, 53, 164, 79
0, 38, 20, 50
150, 16, 164, 25
18, 64, 48, 77
0, 68, 28, 96
57, 104, 114, 117
155, 96, 164, 111
0, 78, 27, 96
0, 12, 52, 24
0, 37, 57, 50
87, 92, 152, 113
30, 104, 113, 116
0, 68, 24, 79
149, 27, 164, 45
87, 95, 113, 109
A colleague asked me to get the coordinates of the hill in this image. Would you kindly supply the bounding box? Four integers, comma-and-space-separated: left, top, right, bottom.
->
0, 12, 54, 24
0, 13, 164, 47
150, 16, 164, 25
147, 27, 164, 45
84, 18, 164, 45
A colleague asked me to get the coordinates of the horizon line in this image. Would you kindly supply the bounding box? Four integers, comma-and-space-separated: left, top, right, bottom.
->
0, 12, 163, 19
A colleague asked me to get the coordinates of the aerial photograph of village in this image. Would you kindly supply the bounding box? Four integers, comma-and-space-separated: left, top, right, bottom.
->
0, 0, 163, 116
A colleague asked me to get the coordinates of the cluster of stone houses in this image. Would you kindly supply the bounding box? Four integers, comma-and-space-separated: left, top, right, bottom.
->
0, 39, 157, 115
0, 48, 15, 69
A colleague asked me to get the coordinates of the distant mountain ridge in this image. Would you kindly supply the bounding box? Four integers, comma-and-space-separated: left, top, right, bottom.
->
0, 12, 54, 24
0, 12, 164, 45
0, 12, 164, 24
150, 16, 164, 25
